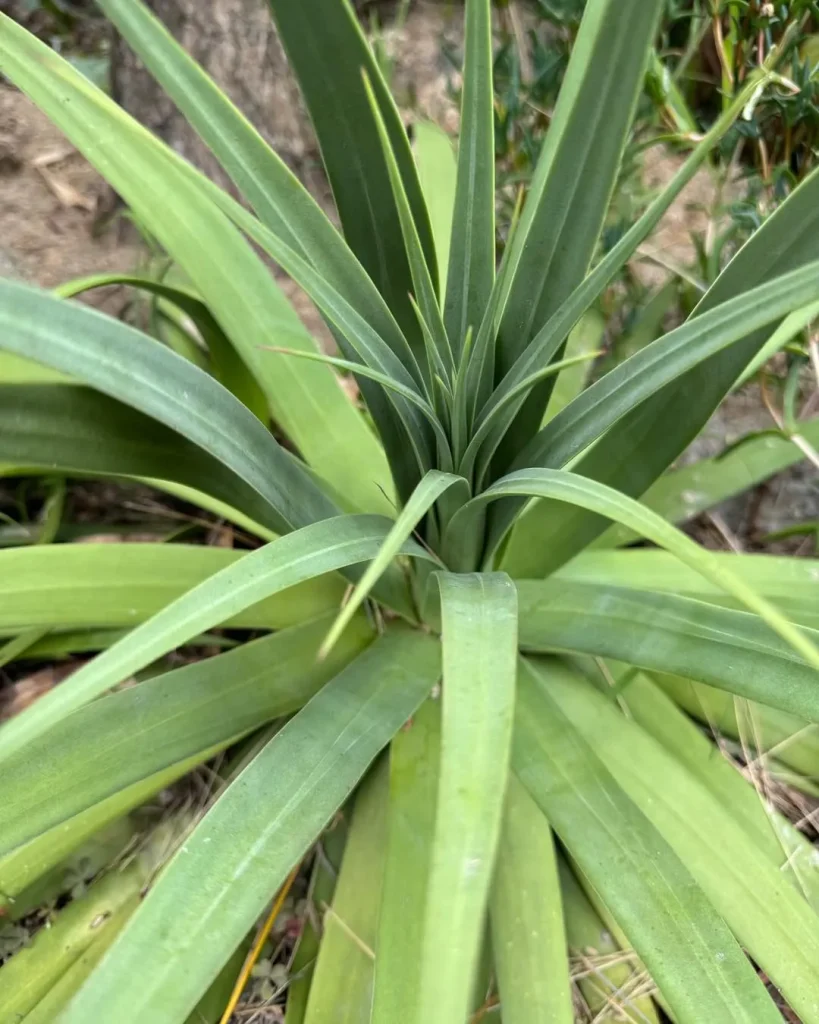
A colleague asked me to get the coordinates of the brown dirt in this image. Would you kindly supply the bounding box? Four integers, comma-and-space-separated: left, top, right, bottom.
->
0, 86, 141, 304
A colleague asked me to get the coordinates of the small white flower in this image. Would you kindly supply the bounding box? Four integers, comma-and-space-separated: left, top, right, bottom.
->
760, 2, 775, 16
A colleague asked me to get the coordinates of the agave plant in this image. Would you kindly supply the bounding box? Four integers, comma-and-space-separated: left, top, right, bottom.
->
2, 0, 819, 1021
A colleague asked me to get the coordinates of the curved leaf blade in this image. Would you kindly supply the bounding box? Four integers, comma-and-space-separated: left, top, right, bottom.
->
444, 0, 495, 356
59, 629, 441, 1024
516, 580, 819, 722
539, 661, 819, 1024
416, 572, 517, 1024
514, 659, 782, 1024
490, 774, 574, 1024
0, 280, 337, 535
0, 515, 431, 762
0, 615, 371, 862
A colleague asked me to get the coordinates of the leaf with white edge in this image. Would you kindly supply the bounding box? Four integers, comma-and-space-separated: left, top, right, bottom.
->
58, 629, 441, 1024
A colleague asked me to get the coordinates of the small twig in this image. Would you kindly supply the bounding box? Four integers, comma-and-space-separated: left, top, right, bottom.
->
218, 865, 301, 1024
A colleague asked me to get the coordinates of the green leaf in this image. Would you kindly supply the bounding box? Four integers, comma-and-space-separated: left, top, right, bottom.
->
448, 467, 819, 676
654, 673, 819, 781
489, 774, 574, 1024
321, 471, 467, 657
363, 73, 453, 379
558, 856, 660, 1024
265, 0, 437, 353
593, 418, 819, 549
15, 901, 135, 1024
413, 122, 457, 298
0, 515, 430, 762
417, 572, 517, 1024
0, 384, 281, 540
556, 548, 819, 630
516, 158, 819, 569
542, 310, 605, 423
0, 869, 143, 1022
493, 0, 664, 461
0, 542, 342, 633
615, 670, 819, 910
56, 272, 268, 419
514, 659, 782, 1024
444, 0, 494, 357
284, 822, 348, 1024
0, 281, 338, 535
0, 17, 393, 516
371, 699, 441, 1024
58, 628, 440, 1024
0, 351, 71, 385
539, 661, 819, 1024
95, 0, 420, 381
0, 615, 371, 863
516, 579, 819, 722
303, 760, 388, 1024
492, 260, 819, 568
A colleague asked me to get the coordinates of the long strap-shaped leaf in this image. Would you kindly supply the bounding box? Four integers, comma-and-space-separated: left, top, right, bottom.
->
302, 759, 389, 1024
0, 615, 371, 862
0, 384, 284, 539
539, 661, 819, 1024
558, 855, 661, 1024
0, 541, 342, 633
0, 282, 338, 533
592, 417, 819, 550
414, 122, 457, 298
511, 159, 819, 572
0, 17, 394, 515
266, 0, 436, 356
58, 629, 441, 1024
372, 699, 441, 1024
446, 467, 819, 676
95, 0, 420, 382
492, 0, 664, 463
56, 272, 267, 418
469, 68, 782, 484
491, 260, 819, 511
415, 572, 517, 1024
489, 774, 574, 1024
321, 471, 469, 657
514, 659, 782, 1024
444, 0, 495, 358
0, 515, 432, 763
617, 671, 819, 909
556, 549, 819, 628
516, 580, 819, 723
